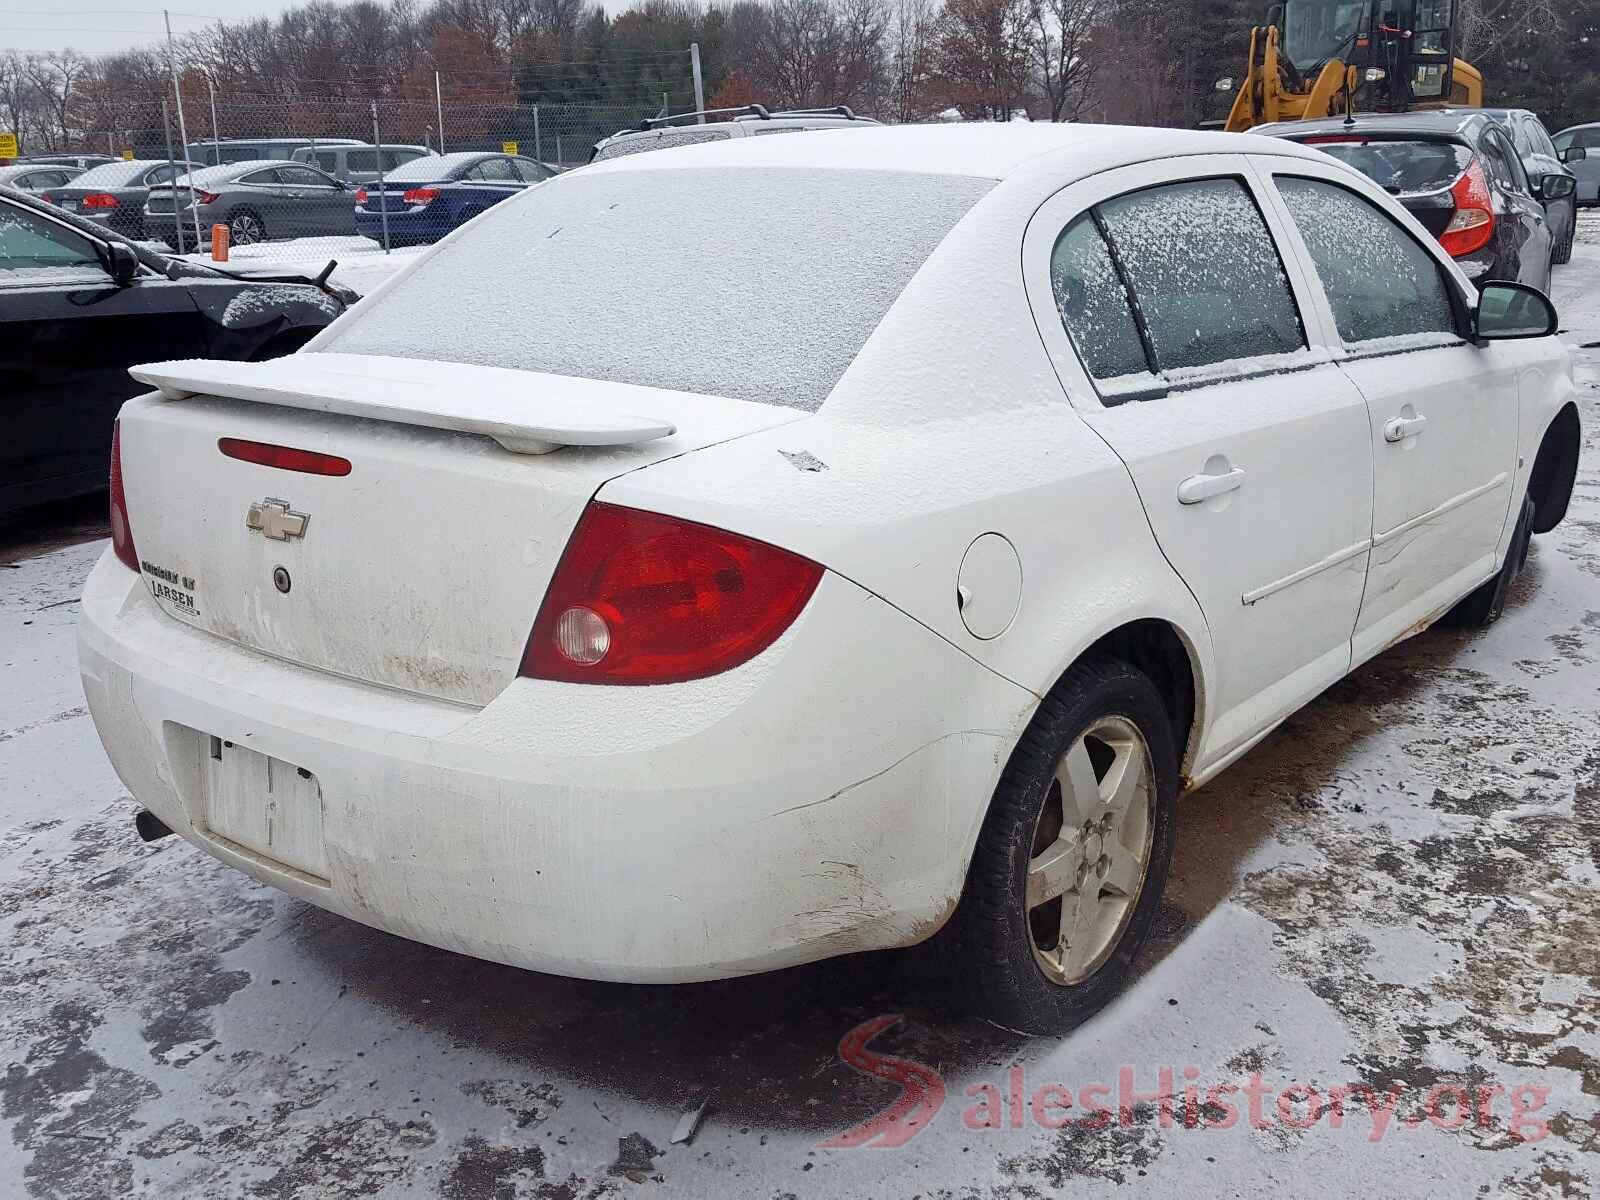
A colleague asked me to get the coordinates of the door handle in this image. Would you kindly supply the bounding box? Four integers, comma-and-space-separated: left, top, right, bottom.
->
1384, 415, 1429, 442
1178, 467, 1245, 505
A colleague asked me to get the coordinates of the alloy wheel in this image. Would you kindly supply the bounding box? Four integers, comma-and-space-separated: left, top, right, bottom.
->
1024, 715, 1155, 986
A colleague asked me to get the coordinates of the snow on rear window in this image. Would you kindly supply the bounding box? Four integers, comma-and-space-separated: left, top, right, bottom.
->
322, 167, 992, 410
61, 160, 152, 189
591, 128, 734, 162
1305, 139, 1472, 195
381, 152, 473, 182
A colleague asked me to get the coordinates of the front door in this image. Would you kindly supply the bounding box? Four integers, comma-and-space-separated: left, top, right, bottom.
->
1024, 157, 1375, 764
0, 199, 207, 510
1261, 164, 1523, 664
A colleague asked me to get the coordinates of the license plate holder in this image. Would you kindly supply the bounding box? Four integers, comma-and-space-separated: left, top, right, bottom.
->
201, 737, 328, 879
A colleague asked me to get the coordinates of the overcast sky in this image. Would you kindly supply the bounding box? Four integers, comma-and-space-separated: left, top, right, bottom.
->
2, 0, 335, 56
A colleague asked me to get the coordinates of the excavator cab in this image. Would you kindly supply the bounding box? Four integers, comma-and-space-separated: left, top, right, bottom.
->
1223, 0, 1482, 132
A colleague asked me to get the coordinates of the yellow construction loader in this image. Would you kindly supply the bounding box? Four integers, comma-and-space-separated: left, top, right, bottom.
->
1222, 0, 1483, 133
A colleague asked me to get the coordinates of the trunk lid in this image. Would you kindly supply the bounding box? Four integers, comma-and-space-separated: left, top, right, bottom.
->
116, 353, 805, 705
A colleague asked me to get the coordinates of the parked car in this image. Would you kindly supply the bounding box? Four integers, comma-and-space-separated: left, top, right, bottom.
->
1483, 107, 1579, 264
354, 150, 555, 245
186, 137, 366, 167
0, 184, 351, 517
0, 162, 84, 193
1552, 122, 1598, 205
1260, 110, 1555, 290
43, 158, 204, 241
590, 104, 878, 163
81, 125, 1579, 1035
147, 160, 355, 251
293, 143, 432, 184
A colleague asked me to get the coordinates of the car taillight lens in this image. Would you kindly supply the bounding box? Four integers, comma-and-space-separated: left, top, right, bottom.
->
521, 502, 823, 685
402, 187, 439, 204
218, 437, 352, 476
109, 420, 138, 572
1302, 135, 1366, 144
39, 192, 53, 204
354, 187, 368, 203
1440, 159, 1494, 258
193, 190, 219, 205
82, 193, 119, 209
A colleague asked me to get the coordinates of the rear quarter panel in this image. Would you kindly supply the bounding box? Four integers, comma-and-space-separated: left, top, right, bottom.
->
602, 172, 1216, 768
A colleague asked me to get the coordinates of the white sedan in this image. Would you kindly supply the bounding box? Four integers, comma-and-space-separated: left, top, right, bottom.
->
79, 124, 1581, 1034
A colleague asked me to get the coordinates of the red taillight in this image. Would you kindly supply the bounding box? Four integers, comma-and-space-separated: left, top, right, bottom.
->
1440, 159, 1494, 258
39, 192, 52, 204
521, 503, 823, 685
109, 421, 138, 572
218, 437, 352, 476
82, 192, 119, 209
354, 187, 368, 203
1302, 135, 1366, 145
402, 187, 439, 204
194, 190, 219, 205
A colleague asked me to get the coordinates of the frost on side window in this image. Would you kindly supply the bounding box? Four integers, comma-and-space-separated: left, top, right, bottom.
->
1050, 215, 1150, 381
321, 167, 993, 411
1278, 177, 1457, 344
1098, 179, 1305, 372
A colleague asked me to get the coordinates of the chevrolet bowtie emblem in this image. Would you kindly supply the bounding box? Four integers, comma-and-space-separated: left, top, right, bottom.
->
246, 498, 309, 541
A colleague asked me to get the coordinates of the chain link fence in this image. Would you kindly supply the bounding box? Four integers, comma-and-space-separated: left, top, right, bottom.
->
65, 95, 669, 270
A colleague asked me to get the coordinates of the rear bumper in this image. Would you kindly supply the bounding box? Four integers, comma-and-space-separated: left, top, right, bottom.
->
354, 208, 455, 243
79, 551, 1034, 982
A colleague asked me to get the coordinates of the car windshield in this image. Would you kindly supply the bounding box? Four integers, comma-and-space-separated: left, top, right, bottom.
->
1283, 0, 1371, 67
380, 152, 468, 182
592, 128, 735, 162
62, 160, 153, 189
321, 166, 993, 411
1301, 137, 1472, 194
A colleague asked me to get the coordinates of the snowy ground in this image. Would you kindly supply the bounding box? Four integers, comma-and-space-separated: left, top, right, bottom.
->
175, 236, 426, 297
2, 242, 1599, 1199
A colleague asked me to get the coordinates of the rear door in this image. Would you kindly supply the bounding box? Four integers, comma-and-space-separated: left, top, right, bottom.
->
0, 197, 206, 509
1024, 156, 1375, 762
1261, 160, 1524, 663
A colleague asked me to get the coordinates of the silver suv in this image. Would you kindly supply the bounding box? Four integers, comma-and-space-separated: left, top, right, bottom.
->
590, 105, 877, 164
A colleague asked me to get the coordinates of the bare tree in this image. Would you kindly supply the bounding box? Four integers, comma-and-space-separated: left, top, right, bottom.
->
1455, 0, 1563, 62
22, 51, 89, 151
887, 0, 939, 120
1031, 0, 1101, 121
936, 0, 1033, 120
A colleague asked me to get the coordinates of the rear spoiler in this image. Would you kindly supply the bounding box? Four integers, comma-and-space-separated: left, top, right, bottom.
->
129, 353, 678, 455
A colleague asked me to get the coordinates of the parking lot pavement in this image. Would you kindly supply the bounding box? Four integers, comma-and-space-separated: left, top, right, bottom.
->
3, 255, 1598, 1200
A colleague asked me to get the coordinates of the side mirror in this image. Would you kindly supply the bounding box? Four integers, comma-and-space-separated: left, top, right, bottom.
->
1475, 281, 1557, 341
104, 241, 140, 286
1542, 173, 1577, 201
1559, 145, 1587, 163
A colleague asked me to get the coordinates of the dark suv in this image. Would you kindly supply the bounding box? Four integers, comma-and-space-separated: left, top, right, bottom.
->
1258, 110, 1554, 291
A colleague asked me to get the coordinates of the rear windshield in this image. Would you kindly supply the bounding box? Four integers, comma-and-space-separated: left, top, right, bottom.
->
322, 167, 991, 411
1301, 138, 1472, 195
592, 128, 734, 162
64, 160, 154, 189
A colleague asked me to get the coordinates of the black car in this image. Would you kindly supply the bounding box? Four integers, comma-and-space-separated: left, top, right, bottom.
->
1483, 107, 1579, 265
1259, 110, 1554, 292
0, 185, 354, 517
43, 158, 205, 242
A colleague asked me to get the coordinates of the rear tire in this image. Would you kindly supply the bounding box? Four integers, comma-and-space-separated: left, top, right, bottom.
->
940, 657, 1178, 1034
230, 208, 266, 245
1444, 493, 1535, 629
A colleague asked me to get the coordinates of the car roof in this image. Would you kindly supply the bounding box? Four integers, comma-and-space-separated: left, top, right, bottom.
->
178, 159, 306, 183
1257, 109, 1491, 141
1555, 122, 1600, 134
583, 121, 1335, 182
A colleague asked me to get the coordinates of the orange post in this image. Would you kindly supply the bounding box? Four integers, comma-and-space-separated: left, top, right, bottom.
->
211, 224, 230, 262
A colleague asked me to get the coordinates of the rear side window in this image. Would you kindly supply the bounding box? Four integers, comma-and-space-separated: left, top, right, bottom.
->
467, 157, 516, 182
1303, 139, 1471, 195
1277, 177, 1457, 345
1097, 178, 1305, 374
1050, 215, 1149, 380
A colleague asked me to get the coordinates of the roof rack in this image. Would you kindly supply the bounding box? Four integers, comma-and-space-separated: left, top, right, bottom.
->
635, 105, 771, 131
736, 106, 863, 122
